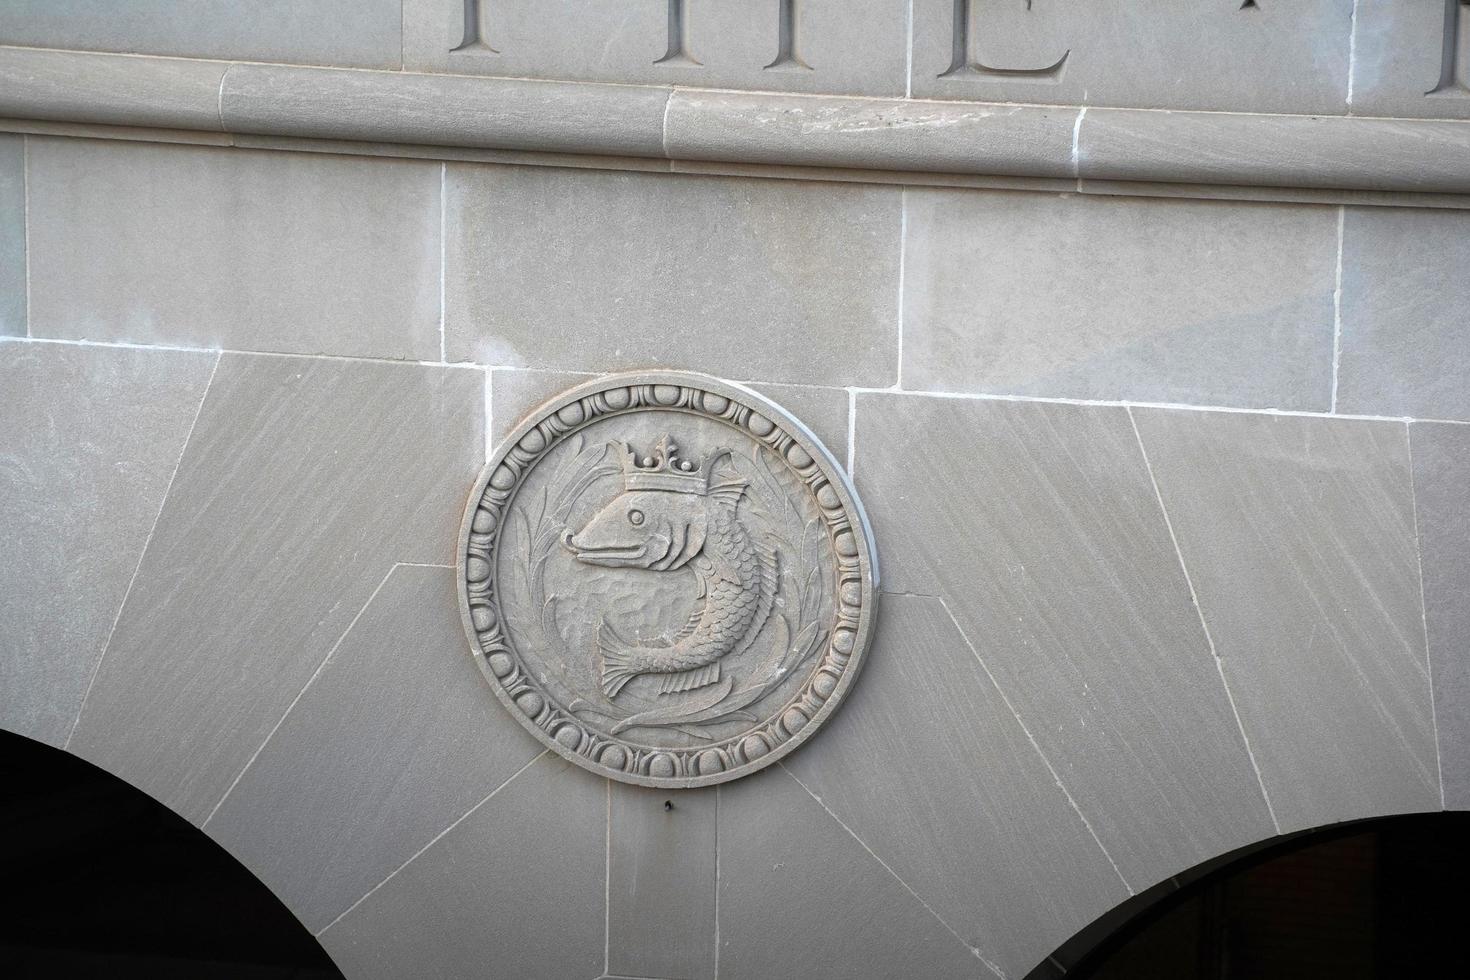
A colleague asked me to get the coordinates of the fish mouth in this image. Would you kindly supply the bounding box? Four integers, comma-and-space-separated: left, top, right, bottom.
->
562, 531, 652, 565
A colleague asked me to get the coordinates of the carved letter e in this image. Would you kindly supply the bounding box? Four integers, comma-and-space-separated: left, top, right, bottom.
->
941, 0, 1069, 80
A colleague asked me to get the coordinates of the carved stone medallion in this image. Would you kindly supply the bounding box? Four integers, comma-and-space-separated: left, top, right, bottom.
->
457, 372, 877, 787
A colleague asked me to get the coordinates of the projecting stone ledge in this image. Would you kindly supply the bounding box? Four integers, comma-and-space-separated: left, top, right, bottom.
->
4, 44, 1470, 195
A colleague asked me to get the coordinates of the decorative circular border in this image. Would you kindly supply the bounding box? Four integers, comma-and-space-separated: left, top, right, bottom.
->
457, 371, 878, 788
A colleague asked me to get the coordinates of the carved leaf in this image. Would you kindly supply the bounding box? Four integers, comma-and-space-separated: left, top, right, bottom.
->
789, 621, 818, 665
769, 609, 790, 660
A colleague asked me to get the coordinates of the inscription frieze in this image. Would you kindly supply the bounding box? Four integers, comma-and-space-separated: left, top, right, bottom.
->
447, 1, 1468, 91
458, 373, 877, 787
426, 1, 1470, 116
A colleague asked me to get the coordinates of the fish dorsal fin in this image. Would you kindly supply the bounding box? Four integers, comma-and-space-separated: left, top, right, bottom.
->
702, 447, 748, 508
754, 541, 779, 611
706, 478, 747, 508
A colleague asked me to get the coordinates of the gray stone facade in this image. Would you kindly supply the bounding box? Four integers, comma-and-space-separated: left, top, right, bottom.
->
2, 3, 1468, 979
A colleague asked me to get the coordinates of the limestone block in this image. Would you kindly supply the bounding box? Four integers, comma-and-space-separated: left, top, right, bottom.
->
901, 189, 1337, 409
0, 46, 227, 133
445, 164, 901, 387
854, 394, 1278, 891
783, 594, 1129, 977
1132, 409, 1439, 834
608, 784, 717, 980
1409, 422, 1470, 810
26, 139, 441, 361
66, 355, 483, 823
1350, 0, 1470, 120
0, 136, 21, 337
0, 342, 216, 746
909, 0, 1352, 114
204, 566, 544, 933
0, 0, 402, 70
1338, 206, 1470, 421
317, 755, 606, 980
718, 765, 991, 979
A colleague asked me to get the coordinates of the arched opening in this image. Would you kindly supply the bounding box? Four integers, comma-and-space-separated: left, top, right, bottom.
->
0, 729, 342, 978
1034, 812, 1470, 979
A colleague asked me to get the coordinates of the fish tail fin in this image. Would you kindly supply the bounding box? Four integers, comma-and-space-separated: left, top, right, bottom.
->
598, 622, 641, 699
656, 662, 721, 695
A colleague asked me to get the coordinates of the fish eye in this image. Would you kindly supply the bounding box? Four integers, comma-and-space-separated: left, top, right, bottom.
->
627, 509, 644, 526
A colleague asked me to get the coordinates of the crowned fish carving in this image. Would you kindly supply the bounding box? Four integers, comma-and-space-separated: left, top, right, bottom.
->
562, 436, 778, 700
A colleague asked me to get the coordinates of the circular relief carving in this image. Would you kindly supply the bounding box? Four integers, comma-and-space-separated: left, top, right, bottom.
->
457, 372, 878, 787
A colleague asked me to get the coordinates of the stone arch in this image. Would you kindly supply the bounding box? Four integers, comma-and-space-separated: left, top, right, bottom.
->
1028, 811, 1470, 978
0, 727, 337, 975
4, 341, 1464, 979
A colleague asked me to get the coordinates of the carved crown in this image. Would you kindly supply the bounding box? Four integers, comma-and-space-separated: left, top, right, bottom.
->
619, 436, 720, 494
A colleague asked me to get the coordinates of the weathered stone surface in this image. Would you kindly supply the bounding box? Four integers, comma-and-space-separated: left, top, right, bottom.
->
1350, 0, 1470, 120
463, 373, 874, 787
67, 354, 482, 823
204, 565, 544, 933
221, 63, 670, 159
317, 755, 604, 980
1079, 109, 1470, 195
1132, 409, 1439, 833
854, 394, 1276, 889
27, 139, 441, 361
0, 136, 22, 337
665, 90, 1077, 178
444, 164, 900, 386
784, 593, 1129, 977
1409, 422, 1470, 810
7, 47, 1470, 196
608, 784, 716, 980
1075, 179, 1470, 209
910, 0, 1352, 114
0, 342, 215, 746
901, 189, 1337, 409
718, 765, 990, 980
404, 0, 908, 98
0, 0, 402, 70
0, 46, 229, 133
490, 368, 852, 471
1338, 206, 1470, 421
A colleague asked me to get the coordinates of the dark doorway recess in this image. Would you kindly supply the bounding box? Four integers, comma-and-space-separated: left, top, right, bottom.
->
1035, 811, 1470, 980
0, 728, 342, 979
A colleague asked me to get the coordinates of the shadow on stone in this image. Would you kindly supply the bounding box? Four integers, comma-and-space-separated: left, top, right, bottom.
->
1035, 811, 1470, 979
0, 728, 341, 979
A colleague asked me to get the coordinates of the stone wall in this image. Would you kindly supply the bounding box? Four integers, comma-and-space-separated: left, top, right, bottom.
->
2, 4, 1468, 979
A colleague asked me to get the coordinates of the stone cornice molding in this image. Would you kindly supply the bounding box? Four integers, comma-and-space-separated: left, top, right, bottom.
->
4, 45, 1470, 196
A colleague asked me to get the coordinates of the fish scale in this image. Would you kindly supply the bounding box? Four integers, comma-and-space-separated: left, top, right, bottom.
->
597, 491, 778, 698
